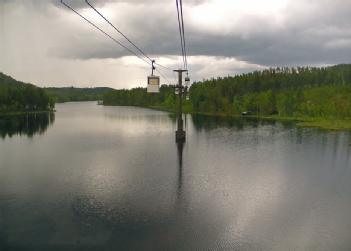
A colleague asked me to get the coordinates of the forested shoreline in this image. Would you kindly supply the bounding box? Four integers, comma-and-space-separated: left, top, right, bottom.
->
0, 72, 114, 116
2, 64, 351, 129
45, 87, 114, 103
0, 73, 54, 115
103, 64, 351, 130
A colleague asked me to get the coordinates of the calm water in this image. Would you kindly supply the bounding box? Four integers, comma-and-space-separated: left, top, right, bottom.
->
0, 102, 351, 250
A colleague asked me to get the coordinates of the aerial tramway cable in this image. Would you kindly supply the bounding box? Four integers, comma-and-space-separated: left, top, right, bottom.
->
179, 0, 188, 71
60, 0, 151, 66
85, 0, 153, 63
176, 0, 186, 70
61, 0, 188, 86
176, 0, 190, 87
85, 0, 176, 75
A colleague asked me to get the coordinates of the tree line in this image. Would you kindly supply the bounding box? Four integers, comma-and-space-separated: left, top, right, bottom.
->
0, 73, 54, 113
103, 85, 178, 109
45, 87, 114, 103
103, 64, 351, 119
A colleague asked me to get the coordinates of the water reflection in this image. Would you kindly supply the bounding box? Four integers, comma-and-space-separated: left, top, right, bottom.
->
104, 106, 171, 123
191, 114, 295, 131
176, 140, 184, 198
0, 113, 55, 138
1, 103, 351, 250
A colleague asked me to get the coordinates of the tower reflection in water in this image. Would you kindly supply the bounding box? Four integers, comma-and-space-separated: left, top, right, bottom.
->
175, 114, 186, 201
176, 139, 184, 199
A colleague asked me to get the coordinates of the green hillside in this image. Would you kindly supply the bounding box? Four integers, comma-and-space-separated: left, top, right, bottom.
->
0, 73, 54, 115
103, 64, 351, 130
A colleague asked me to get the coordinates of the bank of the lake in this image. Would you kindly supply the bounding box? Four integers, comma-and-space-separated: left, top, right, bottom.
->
133, 105, 351, 131
103, 64, 351, 131
296, 118, 351, 130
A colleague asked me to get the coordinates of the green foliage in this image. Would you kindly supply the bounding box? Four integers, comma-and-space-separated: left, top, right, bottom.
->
189, 64, 351, 118
102, 64, 351, 120
44, 87, 114, 103
0, 72, 54, 113
103, 85, 178, 110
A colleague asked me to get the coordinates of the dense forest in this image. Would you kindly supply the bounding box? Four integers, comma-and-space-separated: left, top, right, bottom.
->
103, 85, 177, 108
0, 73, 54, 114
44, 87, 114, 103
103, 64, 351, 120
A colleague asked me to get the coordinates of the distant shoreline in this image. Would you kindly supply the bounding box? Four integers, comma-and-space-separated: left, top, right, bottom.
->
104, 104, 351, 131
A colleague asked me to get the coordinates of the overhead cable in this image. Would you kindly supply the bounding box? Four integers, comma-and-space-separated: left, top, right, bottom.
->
60, 0, 151, 66
61, 0, 176, 83
85, 0, 153, 62
179, 0, 188, 70
176, 0, 186, 70
85, 0, 175, 74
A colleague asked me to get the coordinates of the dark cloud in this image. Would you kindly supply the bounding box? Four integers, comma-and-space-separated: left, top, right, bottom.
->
0, 0, 350, 87
48, 0, 351, 67
1, 0, 115, 9
0, 0, 206, 10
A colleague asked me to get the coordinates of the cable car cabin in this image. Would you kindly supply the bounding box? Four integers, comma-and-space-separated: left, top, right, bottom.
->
147, 76, 160, 93
185, 77, 190, 85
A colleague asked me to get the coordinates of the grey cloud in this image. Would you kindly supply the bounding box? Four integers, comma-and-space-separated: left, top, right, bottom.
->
49, 0, 351, 67
1, 0, 122, 8
1, 0, 351, 87
0, 0, 206, 10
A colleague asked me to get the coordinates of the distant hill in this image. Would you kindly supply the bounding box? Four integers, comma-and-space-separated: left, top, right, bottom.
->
0, 72, 54, 114
44, 87, 115, 103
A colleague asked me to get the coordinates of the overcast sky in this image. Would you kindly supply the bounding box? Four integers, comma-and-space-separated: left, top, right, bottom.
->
0, 0, 350, 88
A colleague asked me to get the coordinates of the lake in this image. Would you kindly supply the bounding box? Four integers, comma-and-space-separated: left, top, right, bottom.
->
1, 102, 351, 250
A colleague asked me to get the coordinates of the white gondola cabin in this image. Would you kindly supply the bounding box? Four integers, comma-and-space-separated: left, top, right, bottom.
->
185, 76, 190, 100
185, 76, 190, 85
147, 75, 160, 93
